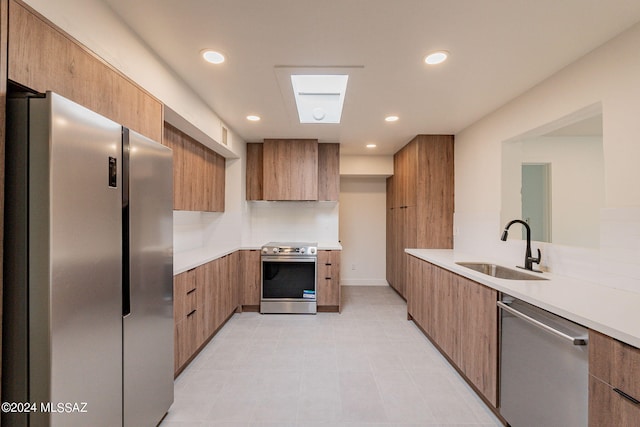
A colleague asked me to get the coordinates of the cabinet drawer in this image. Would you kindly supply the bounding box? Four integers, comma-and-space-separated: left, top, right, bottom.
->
590, 375, 640, 427
174, 268, 200, 321
590, 330, 640, 401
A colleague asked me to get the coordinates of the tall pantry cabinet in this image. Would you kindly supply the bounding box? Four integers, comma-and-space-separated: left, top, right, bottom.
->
386, 135, 454, 298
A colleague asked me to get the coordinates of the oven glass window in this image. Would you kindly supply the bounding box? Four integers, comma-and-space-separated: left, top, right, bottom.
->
262, 261, 316, 299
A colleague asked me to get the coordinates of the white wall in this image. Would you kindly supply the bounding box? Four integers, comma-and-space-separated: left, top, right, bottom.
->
340, 155, 393, 177
339, 177, 387, 285
455, 22, 640, 293
242, 202, 339, 248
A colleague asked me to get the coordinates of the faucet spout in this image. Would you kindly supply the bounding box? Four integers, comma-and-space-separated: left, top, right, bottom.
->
501, 219, 542, 272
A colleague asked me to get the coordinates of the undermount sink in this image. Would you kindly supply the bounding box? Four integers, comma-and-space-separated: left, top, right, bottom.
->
455, 262, 548, 281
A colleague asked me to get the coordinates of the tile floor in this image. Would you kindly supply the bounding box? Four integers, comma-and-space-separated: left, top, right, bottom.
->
160, 286, 503, 427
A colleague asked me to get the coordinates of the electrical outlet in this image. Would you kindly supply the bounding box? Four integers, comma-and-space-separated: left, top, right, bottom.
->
351, 264, 356, 270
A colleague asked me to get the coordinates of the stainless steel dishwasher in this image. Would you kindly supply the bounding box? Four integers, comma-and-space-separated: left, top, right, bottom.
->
498, 295, 589, 427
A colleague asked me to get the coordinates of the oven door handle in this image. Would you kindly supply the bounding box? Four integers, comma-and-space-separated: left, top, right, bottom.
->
262, 256, 317, 262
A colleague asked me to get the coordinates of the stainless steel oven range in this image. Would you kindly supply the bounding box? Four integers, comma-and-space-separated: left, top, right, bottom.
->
261, 242, 318, 314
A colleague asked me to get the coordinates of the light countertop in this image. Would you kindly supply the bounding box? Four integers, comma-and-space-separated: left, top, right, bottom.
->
174, 243, 342, 275
406, 248, 640, 349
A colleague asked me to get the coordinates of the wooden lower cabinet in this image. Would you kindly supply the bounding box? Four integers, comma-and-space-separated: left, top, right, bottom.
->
458, 276, 498, 404
239, 250, 261, 310
317, 250, 341, 311
589, 330, 640, 426
173, 253, 240, 375
173, 267, 201, 372
407, 255, 498, 406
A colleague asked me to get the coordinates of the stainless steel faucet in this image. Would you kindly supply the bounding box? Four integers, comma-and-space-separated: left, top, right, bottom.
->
501, 219, 542, 272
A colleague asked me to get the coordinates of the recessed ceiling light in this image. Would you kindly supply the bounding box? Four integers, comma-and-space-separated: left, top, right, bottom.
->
366, 144, 377, 148
424, 51, 449, 65
201, 50, 225, 64
246, 115, 261, 121
385, 115, 399, 122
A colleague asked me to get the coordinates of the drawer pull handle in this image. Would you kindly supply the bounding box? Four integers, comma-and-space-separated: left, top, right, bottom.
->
187, 309, 197, 318
325, 277, 332, 280
614, 388, 640, 405
325, 263, 332, 266
187, 288, 196, 295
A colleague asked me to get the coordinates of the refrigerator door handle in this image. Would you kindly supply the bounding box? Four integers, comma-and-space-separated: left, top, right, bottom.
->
122, 127, 131, 317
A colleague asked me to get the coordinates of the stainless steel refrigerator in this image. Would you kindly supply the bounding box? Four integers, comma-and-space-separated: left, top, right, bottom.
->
3, 92, 174, 426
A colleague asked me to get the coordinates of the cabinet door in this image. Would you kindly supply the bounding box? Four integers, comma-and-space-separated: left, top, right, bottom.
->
432, 267, 459, 362
393, 140, 417, 208
239, 250, 261, 307
415, 135, 454, 248
175, 305, 198, 372
246, 143, 264, 200
263, 139, 318, 200
590, 375, 640, 427
407, 255, 424, 324
317, 251, 340, 308
391, 208, 404, 296
458, 275, 498, 406
590, 330, 640, 399
163, 124, 186, 210
227, 251, 239, 314
318, 143, 340, 201
183, 140, 205, 211
202, 260, 218, 337
204, 147, 225, 212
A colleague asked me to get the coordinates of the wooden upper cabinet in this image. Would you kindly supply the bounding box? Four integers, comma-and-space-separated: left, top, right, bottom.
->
263, 139, 318, 201
205, 148, 225, 212
8, 0, 162, 141
163, 123, 226, 212
246, 143, 264, 200
318, 143, 340, 201
246, 140, 339, 201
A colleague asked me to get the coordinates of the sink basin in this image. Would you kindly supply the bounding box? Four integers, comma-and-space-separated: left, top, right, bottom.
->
455, 262, 548, 281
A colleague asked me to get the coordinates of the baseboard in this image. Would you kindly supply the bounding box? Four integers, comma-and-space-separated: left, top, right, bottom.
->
340, 279, 389, 286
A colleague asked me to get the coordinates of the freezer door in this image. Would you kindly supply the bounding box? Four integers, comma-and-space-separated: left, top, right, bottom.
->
29, 92, 124, 427
123, 129, 174, 427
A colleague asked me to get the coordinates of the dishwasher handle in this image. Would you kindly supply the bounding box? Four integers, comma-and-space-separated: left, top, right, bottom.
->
497, 301, 588, 346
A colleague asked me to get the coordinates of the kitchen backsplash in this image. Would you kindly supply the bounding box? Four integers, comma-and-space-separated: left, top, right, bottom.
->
244, 201, 339, 247
454, 206, 640, 294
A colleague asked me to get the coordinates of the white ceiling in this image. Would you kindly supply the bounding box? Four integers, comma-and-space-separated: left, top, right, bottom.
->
102, 0, 640, 155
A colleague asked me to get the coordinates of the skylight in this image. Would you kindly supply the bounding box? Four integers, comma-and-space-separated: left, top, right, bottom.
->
291, 74, 348, 124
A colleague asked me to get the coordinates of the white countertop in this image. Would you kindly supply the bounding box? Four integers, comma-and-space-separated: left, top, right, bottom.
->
174, 243, 342, 275
406, 248, 640, 349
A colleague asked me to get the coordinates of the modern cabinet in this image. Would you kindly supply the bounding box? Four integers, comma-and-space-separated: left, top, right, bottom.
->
407, 255, 498, 406
163, 122, 225, 212
387, 135, 454, 298
317, 250, 341, 311
173, 268, 201, 373
173, 253, 240, 375
263, 139, 318, 200
239, 250, 261, 311
7, 0, 163, 142
317, 143, 340, 201
589, 330, 640, 426
246, 143, 264, 200
246, 140, 340, 201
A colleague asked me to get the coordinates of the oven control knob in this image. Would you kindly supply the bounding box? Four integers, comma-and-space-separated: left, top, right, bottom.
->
300, 248, 306, 254
310, 248, 316, 254
272, 247, 279, 254
262, 247, 268, 254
